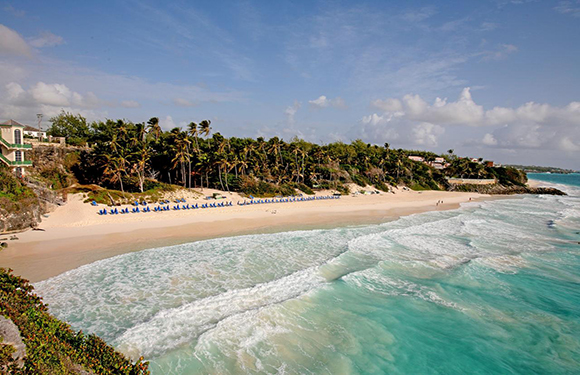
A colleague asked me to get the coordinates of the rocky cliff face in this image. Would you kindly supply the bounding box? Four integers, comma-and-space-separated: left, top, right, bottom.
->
0, 146, 73, 233
0, 187, 59, 233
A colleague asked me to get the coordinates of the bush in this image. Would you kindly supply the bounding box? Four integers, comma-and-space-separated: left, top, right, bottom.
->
374, 181, 391, 192
295, 183, 314, 195
351, 173, 370, 187
0, 268, 149, 374
0, 167, 37, 210
237, 176, 298, 197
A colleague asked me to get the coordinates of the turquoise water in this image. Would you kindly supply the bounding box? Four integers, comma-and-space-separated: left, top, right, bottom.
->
528, 172, 580, 188
36, 176, 580, 374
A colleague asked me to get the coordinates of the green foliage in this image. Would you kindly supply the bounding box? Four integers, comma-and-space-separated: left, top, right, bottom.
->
70, 181, 177, 205
48, 112, 516, 197
237, 176, 296, 197
38, 167, 74, 190
295, 183, 314, 195
351, 173, 370, 187
489, 166, 527, 186
0, 166, 37, 210
0, 337, 16, 368
0, 268, 149, 374
47, 111, 92, 146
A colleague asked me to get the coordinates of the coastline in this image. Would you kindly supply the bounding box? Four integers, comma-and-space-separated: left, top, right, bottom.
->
1, 188, 493, 282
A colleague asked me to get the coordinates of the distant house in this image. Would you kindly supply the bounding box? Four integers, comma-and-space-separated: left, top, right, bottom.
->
0, 119, 33, 177
485, 161, 494, 168
23, 124, 47, 139
409, 155, 449, 169
408, 156, 424, 162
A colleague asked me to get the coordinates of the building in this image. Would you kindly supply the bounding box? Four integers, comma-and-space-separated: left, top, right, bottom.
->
23, 124, 47, 139
408, 155, 425, 162
409, 155, 449, 169
0, 120, 33, 177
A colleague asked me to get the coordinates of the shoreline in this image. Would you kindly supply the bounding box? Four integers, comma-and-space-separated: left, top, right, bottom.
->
1, 188, 496, 282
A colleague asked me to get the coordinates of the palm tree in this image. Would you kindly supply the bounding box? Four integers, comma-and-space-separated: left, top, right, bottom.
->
171, 130, 191, 187
147, 117, 162, 141
104, 155, 126, 193
199, 120, 212, 142
132, 145, 150, 193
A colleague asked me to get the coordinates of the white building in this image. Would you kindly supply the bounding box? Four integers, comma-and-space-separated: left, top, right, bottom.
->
23, 124, 47, 139
0, 120, 33, 177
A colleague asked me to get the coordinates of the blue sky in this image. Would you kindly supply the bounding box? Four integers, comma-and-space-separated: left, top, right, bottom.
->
1, 0, 579, 168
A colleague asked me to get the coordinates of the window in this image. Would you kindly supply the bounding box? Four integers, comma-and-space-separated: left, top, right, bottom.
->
15, 150, 22, 162
14, 129, 22, 144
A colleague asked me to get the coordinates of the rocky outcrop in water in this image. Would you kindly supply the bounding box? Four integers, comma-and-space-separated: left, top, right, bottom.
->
447, 184, 566, 195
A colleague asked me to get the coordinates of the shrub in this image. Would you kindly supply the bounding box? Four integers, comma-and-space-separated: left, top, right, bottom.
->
0, 268, 149, 374
351, 173, 370, 187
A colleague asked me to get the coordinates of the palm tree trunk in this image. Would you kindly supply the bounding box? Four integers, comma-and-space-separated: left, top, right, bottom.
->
218, 167, 224, 191
119, 173, 124, 193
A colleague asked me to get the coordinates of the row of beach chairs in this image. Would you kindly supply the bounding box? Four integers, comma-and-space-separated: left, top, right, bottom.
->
238, 195, 340, 206
97, 201, 234, 215
97, 195, 340, 215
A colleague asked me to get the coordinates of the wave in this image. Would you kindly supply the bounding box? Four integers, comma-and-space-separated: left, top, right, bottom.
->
34, 183, 580, 371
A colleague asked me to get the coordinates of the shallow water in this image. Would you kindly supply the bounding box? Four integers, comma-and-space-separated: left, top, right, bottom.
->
36, 175, 580, 374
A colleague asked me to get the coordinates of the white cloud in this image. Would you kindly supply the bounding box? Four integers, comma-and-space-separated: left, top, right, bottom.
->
0, 82, 104, 122
363, 87, 580, 153
6, 82, 100, 108
0, 24, 31, 57
412, 122, 444, 146
559, 137, 580, 152
371, 98, 403, 112
482, 133, 498, 146
28, 31, 65, 48
308, 95, 346, 109
173, 98, 198, 107
285, 100, 301, 125
121, 100, 141, 108
362, 113, 386, 126
160, 115, 176, 130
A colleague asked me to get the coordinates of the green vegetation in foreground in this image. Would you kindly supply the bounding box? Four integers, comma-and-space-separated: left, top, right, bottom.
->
506, 164, 578, 174
0, 268, 149, 374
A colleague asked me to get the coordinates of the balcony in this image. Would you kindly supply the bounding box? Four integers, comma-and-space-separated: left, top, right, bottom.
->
0, 137, 33, 150
0, 153, 32, 167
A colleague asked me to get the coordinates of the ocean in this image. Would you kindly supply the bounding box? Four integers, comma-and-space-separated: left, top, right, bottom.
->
35, 174, 580, 374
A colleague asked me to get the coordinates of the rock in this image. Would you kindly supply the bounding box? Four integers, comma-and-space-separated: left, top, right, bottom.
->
0, 316, 26, 369
447, 184, 566, 196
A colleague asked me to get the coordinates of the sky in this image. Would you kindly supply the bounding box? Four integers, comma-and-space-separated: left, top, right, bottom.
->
0, 0, 579, 169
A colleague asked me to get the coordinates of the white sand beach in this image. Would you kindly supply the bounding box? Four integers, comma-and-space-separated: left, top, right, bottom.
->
0, 187, 489, 282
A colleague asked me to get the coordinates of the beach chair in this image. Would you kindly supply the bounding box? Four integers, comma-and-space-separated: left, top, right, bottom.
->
91, 200, 98, 206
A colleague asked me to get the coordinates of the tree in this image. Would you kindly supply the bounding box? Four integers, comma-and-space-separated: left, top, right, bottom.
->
48, 111, 91, 146
147, 117, 162, 141
103, 155, 126, 193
